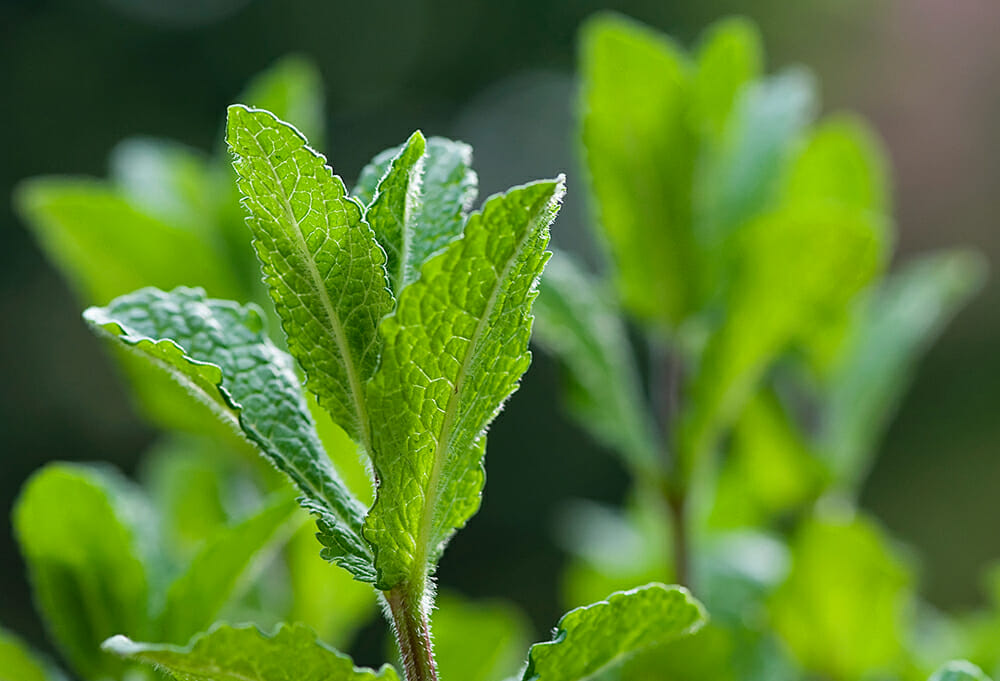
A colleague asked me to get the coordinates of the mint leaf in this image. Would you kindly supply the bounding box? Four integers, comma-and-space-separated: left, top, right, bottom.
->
822, 250, 985, 489
365, 178, 565, 589
522, 583, 706, 681
226, 104, 393, 447
930, 662, 993, 681
103, 624, 399, 681
365, 132, 426, 294
84, 286, 374, 581
158, 493, 300, 643
580, 13, 695, 325
533, 253, 658, 475
0, 626, 67, 681
691, 17, 762, 142
13, 464, 152, 681
361, 136, 479, 293
770, 514, 912, 680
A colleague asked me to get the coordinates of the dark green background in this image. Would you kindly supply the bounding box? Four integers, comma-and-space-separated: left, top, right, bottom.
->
3, 0, 1000, 661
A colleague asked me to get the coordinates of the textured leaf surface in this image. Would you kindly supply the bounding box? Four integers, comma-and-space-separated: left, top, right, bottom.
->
770, 514, 912, 681
226, 104, 393, 446
159, 494, 300, 643
103, 624, 399, 681
361, 135, 479, 293
580, 13, 695, 325
365, 179, 564, 588
13, 464, 151, 681
822, 250, 986, 488
84, 286, 374, 581
0, 626, 66, 681
239, 55, 326, 148
929, 662, 993, 681
533, 253, 658, 474
523, 584, 706, 681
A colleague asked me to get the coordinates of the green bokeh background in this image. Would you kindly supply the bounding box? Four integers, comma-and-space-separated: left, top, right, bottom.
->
2, 0, 1000, 663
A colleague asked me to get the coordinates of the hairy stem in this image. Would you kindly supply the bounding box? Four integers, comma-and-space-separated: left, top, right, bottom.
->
386, 583, 438, 681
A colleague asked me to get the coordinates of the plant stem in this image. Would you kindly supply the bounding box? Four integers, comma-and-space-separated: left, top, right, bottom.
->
666, 485, 690, 588
386, 583, 438, 681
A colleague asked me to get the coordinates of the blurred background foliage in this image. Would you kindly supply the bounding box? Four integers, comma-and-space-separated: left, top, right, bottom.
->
3, 0, 1000, 672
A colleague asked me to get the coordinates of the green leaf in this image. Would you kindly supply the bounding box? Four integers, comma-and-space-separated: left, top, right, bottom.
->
365, 178, 564, 589
226, 104, 393, 448
0, 627, 67, 681
361, 136, 479, 293
103, 623, 399, 681
522, 583, 706, 681
822, 250, 986, 489
533, 252, 658, 474
13, 463, 152, 681
158, 493, 300, 643
84, 286, 374, 581
579, 13, 696, 326
770, 513, 912, 681
364, 132, 426, 294
432, 595, 532, 681
239, 55, 326, 149
694, 69, 816, 247
691, 17, 763, 142
678, 202, 882, 477
15, 178, 239, 304
930, 661, 993, 681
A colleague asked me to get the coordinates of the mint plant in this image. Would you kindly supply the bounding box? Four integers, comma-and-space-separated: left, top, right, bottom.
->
534, 12, 992, 681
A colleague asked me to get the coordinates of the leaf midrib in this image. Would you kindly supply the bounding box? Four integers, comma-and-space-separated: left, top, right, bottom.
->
408, 190, 550, 583
247, 129, 374, 454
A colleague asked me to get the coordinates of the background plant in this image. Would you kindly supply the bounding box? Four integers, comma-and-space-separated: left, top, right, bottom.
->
533, 13, 995, 681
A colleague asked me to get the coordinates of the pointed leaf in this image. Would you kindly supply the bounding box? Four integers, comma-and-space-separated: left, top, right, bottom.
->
158, 493, 300, 643
930, 662, 993, 681
365, 179, 564, 589
13, 464, 152, 681
822, 250, 986, 488
522, 583, 706, 681
103, 623, 399, 681
226, 104, 393, 447
533, 253, 658, 474
84, 286, 374, 581
692, 17, 763, 141
580, 13, 696, 325
362, 136, 479, 292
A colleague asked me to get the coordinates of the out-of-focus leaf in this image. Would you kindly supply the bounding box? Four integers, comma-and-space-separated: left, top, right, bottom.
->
523, 584, 706, 681
710, 390, 827, 528
0, 627, 67, 681
158, 493, 299, 643
579, 13, 696, 326
678, 202, 882, 478
822, 250, 987, 489
433, 594, 532, 681
13, 464, 153, 681
239, 55, 326, 149
691, 17, 763, 142
929, 662, 993, 681
694, 69, 815, 250
770, 513, 913, 681
533, 253, 658, 474
104, 623, 399, 681
286, 524, 378, 649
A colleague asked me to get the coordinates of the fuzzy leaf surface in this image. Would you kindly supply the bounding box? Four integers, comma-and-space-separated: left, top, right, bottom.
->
522, 583, 706, 681
365, 179, 564, 588
103, 624, 399, 681
84, 286, 374, 581
226, 104, 393, 445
